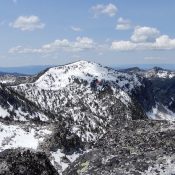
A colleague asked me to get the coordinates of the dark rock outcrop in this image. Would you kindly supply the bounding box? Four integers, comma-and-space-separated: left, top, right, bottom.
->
0, 149, 59, 175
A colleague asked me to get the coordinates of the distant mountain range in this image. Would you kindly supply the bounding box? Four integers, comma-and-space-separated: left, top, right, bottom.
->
113, 64, 175, 71
0, 64, 175, 75
0, 65, 54, 75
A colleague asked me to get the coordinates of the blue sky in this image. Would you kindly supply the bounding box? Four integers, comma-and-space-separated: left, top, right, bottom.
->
0, 0, 175, 67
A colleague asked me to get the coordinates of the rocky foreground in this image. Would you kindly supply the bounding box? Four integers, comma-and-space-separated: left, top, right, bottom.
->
64, 120, 175, 175
1, 120, 175, 175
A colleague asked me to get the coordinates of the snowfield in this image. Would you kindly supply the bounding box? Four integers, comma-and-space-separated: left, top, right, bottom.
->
0, 122, 52, 152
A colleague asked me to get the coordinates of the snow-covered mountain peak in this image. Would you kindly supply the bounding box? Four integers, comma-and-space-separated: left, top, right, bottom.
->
26, 60, 141, 91
12, 61, 144, 145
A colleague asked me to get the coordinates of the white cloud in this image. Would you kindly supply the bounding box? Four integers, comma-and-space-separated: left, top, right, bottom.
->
131, 26, 160, 43
111, 26, 175, 51
9, 45, 42, 54
116, 17, 132, 30
10, 16, 45, 31
71, 26, 82, 32
9, 37, 96, 54
111, 35, 175, 51
155, 35, 175, 49
91, 3, 118, 17
74, 37, 95, 50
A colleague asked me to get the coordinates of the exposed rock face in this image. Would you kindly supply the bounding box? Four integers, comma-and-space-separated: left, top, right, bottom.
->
0, 149, 59, 175
131, 77, 156, 113
151, 77, 175, 112
122, 66, 175, 120
0, 83, 52, 122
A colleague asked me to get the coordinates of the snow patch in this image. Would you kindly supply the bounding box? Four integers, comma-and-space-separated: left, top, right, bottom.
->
147, 104, 175, 121
0, 106, 10, 118
0, 122, 52, 152
51, 149, 82, 174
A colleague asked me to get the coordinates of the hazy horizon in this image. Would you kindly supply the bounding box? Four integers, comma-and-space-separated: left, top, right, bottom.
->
1, 0, 175, 67
1, 62, 175, 75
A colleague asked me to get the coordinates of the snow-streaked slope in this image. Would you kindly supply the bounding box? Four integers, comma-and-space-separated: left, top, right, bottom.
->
0, 84, 49, 122
7, 61, 145, 174
13, 61, 144, 143
0, 105, 48, 122
147, 104, 175, 121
